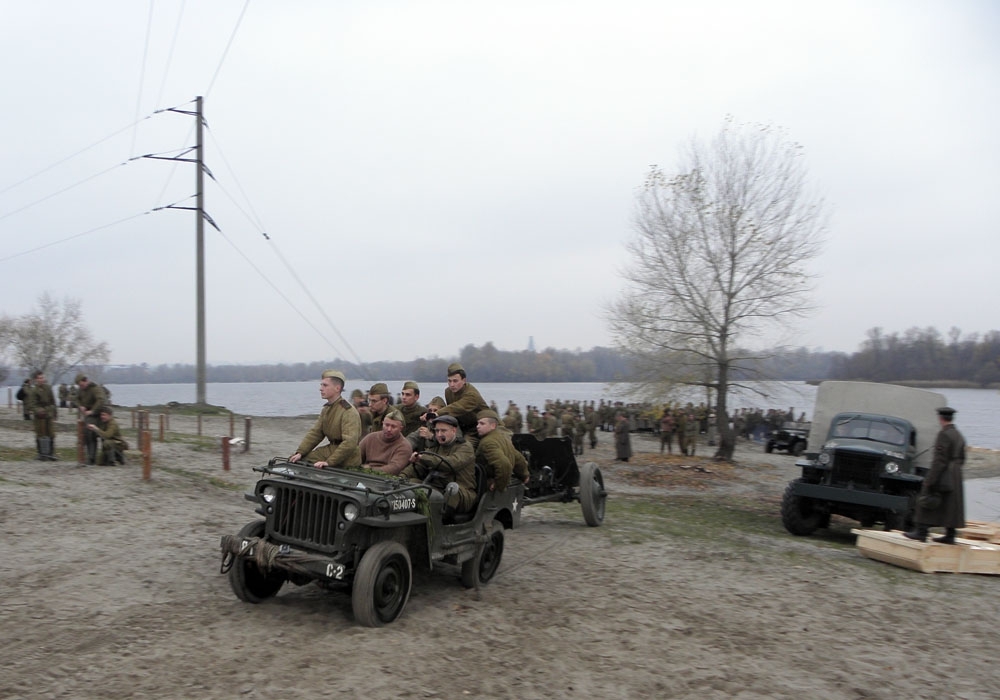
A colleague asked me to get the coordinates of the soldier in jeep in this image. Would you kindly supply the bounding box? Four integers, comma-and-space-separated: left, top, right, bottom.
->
401, 414, 477, 513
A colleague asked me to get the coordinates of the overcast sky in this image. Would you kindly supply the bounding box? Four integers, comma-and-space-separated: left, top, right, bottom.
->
1, 0, 997, 367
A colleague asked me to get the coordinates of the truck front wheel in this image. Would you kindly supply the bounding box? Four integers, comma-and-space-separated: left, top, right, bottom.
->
781, 479, 823, 536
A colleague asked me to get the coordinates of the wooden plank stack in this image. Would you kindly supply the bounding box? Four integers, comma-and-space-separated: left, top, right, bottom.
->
851, 522, 1000, 575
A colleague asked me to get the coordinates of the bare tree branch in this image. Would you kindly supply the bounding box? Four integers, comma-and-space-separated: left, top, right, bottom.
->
609, 119, 827, 460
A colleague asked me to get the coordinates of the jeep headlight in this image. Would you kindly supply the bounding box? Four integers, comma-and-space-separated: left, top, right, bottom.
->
261, 485, 277, 503
817, 452, 831, 465
885, 462, 899, 474
343, 502, 359, 521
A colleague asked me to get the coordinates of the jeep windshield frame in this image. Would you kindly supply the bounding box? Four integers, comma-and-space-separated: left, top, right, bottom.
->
827, 413, 909, 447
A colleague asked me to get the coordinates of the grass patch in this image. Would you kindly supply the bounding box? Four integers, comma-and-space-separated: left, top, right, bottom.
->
130, 403, 231, 416
157, 464, 243, 491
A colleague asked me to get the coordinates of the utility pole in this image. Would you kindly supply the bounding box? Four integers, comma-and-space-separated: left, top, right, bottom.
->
148, 96, 217, 405
195, 95, 206, 405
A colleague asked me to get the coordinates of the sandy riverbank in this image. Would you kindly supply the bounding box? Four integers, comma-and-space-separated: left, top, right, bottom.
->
1, 406, 998, 699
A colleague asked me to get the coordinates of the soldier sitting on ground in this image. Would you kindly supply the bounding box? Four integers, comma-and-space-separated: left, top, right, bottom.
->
87, 406, 128, 465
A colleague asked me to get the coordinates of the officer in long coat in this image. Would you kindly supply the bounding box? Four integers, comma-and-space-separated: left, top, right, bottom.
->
290, 370, 362, 469
614, 412, 632, 462
906, 407, 966, 543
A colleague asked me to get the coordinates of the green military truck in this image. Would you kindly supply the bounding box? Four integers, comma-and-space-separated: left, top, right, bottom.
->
781, 381, 946, 536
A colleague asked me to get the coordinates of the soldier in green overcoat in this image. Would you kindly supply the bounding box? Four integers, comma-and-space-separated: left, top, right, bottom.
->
906, 407, 967, 543
87, 406, 128, 465
397, 381, 425, 436
27, 371, 57, 460
437, 363, 489, 446
76, 373, 108, 465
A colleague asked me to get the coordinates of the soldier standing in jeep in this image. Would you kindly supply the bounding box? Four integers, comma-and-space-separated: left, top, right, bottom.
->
289, 370, 362, 469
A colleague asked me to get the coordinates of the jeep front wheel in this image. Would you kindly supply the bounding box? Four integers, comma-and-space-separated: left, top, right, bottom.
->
228, 520, 286, 603
579, 462, 607, 527
791, 441, 806, 456
352, 541, 412, 627
461, 518, 505, 588
781, 480, 823, 536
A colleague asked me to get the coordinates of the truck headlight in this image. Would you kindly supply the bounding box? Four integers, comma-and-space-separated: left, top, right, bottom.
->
885, 462, 899, 474
261, 485, 277, 503
817, 452, 831, 465
343, 503, 359, 521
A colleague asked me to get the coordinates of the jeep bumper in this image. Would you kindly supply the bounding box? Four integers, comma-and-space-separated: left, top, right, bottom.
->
220, 534, 353, 582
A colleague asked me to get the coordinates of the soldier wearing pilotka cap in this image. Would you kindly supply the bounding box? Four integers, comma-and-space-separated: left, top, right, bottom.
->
434, 362, 489, 447
290, 370, 362, 469
397, 380, 425, 436
367, 382, 391, 435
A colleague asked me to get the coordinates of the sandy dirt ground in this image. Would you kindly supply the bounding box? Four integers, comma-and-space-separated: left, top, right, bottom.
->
1, 404, 999, 700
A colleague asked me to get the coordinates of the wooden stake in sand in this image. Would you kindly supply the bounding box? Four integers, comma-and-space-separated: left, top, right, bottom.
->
221, 436, 231, 471
244, 417, 252, 452
142, 429, 152, 481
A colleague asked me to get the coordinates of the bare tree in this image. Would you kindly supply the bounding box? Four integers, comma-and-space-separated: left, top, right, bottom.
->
610, 120, 826, 460
1, 292, 110, 383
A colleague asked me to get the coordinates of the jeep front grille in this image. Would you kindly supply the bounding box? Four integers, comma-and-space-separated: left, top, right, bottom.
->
830, 451, 881, 490
270, 485, 340, 550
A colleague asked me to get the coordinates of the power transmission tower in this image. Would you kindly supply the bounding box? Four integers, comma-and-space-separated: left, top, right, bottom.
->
145, 96, 217, 404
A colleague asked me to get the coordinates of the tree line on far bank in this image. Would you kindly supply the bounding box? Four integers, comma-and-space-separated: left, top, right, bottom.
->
14, 329, 993, 388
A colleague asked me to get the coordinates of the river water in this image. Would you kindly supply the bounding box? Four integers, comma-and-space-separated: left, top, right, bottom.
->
103, 379, 1000, 520
104, 380, 999, 450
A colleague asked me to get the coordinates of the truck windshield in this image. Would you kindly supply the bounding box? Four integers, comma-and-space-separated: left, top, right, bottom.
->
830, 417, 906, 446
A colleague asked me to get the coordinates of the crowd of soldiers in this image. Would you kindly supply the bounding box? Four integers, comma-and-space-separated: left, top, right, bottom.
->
14, 372, 120, 464
289, 363, 530, 515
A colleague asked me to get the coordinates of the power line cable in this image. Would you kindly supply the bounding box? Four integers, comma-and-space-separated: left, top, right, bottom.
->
0, 117, 151, 198
131, 0, 156, 157
204, 0, 251, 99
0, 160, 132, 223
204, 125, 371, 376
154, 0, 187, 108
0, 209, 154, 264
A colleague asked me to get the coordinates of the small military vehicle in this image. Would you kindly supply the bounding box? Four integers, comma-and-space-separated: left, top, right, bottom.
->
781, 381, 946, 536
764, 422, 810, 456
220, 457, 522, 627
512, 434, 607, 527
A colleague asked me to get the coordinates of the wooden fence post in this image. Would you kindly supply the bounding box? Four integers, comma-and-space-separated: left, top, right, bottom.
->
229, 413, 234, 438
221, 436, 230, 471
77, 420, 85, 464
159, 414, 165, 442
197, 414, 202, 437
141, 429, 152, 480
244, 417, 252, 452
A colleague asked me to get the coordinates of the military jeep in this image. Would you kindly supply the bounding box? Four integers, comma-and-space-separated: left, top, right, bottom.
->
220, 457, 522, 627
764, 422, 809, 456
781, 382, 945, 536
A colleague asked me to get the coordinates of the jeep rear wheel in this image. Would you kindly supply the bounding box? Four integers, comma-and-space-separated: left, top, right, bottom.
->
781, 479, 823, 536
461, 519, 505, 588
791, 441, 806, 456
228, 520, 286, 603
579, 462, 607, 527
352, 541, 412, 627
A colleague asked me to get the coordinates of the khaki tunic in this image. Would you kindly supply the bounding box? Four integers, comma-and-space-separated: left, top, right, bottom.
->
476, 426, 529, 490
77, 382, 107, 414
296, 398, 362, 468
397, 402, 426, 437
27, 382, 57, 438
439, 382, 489, 435
401, 438, 477, 512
